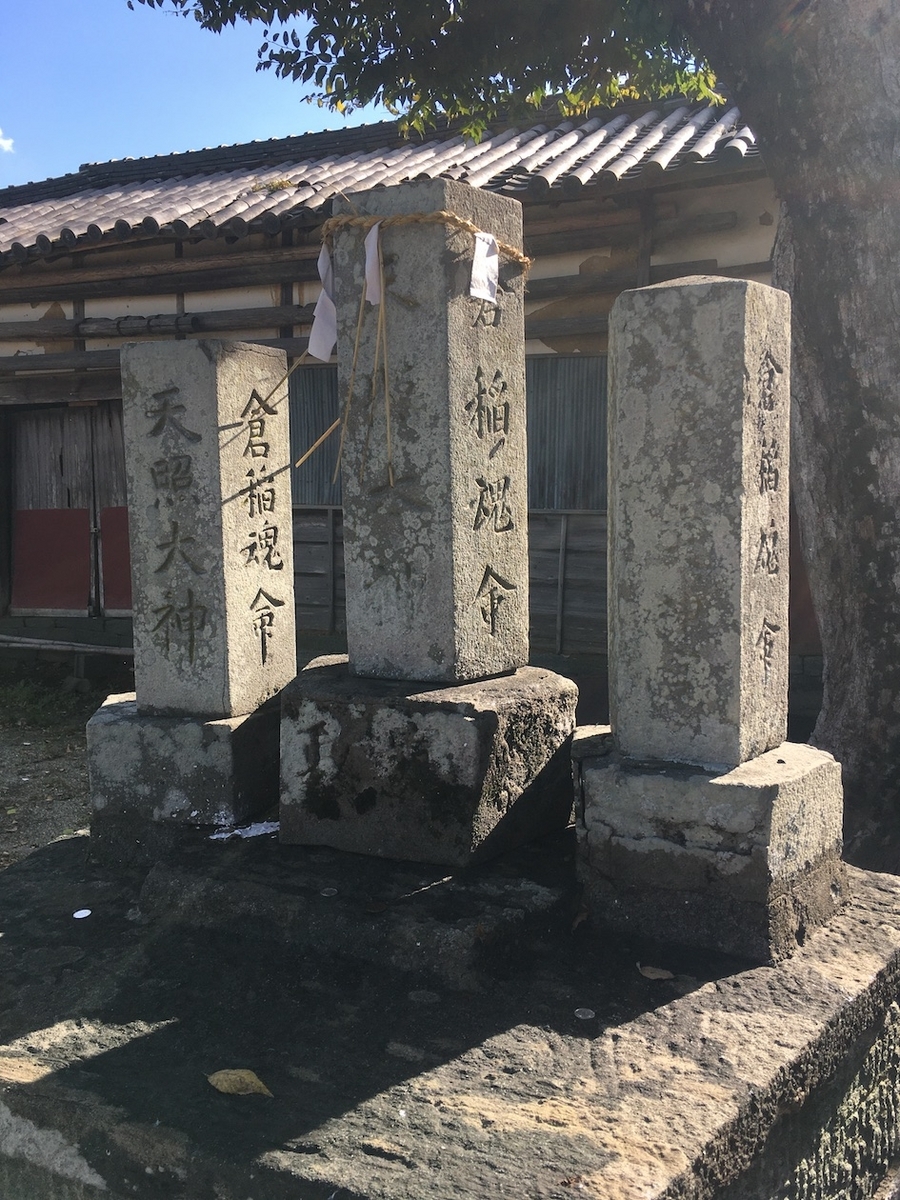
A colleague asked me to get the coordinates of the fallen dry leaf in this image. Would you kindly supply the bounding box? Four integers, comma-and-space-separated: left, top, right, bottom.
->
207, 1068, 273, 1097
637, 963, 674, 981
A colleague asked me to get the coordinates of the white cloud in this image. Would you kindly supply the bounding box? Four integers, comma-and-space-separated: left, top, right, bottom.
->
0, 128, 13, 153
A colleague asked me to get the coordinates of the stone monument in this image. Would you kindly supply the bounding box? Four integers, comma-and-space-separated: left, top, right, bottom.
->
574, 277, 845, 962
88, 340, 296, 852
280, 179, 578, 865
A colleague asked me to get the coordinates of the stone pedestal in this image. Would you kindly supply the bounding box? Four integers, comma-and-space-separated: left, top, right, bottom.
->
578, 278, 845, 962
280, 656, 578, 866
333, 179, 528, 682
573, 727, 846, 962
88, 693, 279, 857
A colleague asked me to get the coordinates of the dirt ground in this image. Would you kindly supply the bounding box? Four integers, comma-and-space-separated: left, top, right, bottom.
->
0, 658, 131, 870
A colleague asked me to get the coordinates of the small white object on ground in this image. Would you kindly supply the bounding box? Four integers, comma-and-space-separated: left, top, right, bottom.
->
209, 821, 279, 841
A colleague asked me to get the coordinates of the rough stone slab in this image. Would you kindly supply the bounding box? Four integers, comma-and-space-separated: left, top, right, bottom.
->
2, 836, 900, 1200
575, 730, 846, 962
608, 277, 791, 769
333, 179, 529, 682
280, 654, 577, 865
120, 339, 296, 717
137, 853, 566, 992
87, 692, 278, 853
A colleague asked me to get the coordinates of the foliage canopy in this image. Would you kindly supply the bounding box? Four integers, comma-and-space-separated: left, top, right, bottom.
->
130, 0, 717, 135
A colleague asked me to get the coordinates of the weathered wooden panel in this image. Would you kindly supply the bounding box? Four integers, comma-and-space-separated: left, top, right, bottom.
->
13, 408, 94, 509
292, 506, 344, 635
10, 509, 91, 614
9, 402, 131, 615
92, 402, 128, 509
99, 506, 132, 613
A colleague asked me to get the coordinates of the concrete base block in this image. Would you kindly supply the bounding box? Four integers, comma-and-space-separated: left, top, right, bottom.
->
88, 692, 279, 855
574, 727, 847, 963
280, 656, 578, 866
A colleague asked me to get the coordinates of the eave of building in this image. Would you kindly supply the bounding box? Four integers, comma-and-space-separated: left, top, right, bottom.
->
0, 100, 760, 269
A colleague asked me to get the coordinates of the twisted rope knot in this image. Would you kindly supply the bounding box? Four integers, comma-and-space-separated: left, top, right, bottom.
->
320, 208, 532, 272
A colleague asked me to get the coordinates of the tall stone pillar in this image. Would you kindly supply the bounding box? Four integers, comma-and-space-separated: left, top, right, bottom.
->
280, 180, 578, 865
88, 341, 296, 858
575, 278, 845, 962
334, 179, 529, 683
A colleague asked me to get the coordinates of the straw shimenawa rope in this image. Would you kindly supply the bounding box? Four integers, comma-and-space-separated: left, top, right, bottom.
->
319, 209, 533, 272
295, 209, 531, 472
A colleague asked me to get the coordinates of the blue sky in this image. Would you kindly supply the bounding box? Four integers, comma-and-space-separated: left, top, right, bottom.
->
0, 0, 390, 189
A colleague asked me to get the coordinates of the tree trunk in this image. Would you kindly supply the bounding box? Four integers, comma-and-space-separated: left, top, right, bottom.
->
677, 0, 900, 864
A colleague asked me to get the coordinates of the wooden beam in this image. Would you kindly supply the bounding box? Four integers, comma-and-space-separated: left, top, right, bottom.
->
526, 211, 738, 259
0, 303, 316, 342
527, 315, 608, 339
0, 249, 321, 306
526, 262, 708, 299
0, 209, 745, 308
0, 372, 122, 405
0, 260, 321, 306
0, 252, 773, 366
523, 200, 677, 238
0, 336, 312, 378
0, 320, 614, 374
636, 196, 653, 288
525, 259, 770, 301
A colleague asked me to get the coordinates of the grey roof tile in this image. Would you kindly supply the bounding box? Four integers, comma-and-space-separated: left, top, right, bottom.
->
0, 101, 758, 260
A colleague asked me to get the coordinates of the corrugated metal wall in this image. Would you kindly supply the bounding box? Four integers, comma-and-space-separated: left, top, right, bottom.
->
289, 357, 608, 512
290, 365, 342, 506
525, 356, 607, 511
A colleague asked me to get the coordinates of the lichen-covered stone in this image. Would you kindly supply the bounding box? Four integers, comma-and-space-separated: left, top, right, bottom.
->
608, 277, 791, 770
280, 655, 577, 865
120, 339, 296, 718
574, 729, 846, 962
333, 180, 528, 683
88, 691, 279, 837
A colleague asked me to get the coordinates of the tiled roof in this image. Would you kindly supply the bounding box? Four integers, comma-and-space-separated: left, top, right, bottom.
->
0, 100, 758, 263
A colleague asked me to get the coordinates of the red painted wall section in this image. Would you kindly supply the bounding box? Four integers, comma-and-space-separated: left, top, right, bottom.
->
11, 509, 91, 612
100, 506, 132, 612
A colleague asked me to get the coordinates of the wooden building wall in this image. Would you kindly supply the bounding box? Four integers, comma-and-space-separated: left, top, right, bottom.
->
0, 170, 806, 660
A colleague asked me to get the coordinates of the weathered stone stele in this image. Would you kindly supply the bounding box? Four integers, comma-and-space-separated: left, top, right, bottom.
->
90, 339, 295, 854
120, 339, 296, 717
608, 277, 790, 769
332, 178, 528, 682
577, 278, 846, 963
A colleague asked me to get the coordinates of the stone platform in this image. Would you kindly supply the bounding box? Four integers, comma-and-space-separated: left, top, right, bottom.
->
2, 832, 900, 1199
87, 692, 279, 863
574, 727, 846, 963
280, 655, 578, 865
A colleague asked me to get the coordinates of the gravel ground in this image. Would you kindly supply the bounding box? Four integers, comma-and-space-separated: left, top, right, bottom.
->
0, 659, 129, 870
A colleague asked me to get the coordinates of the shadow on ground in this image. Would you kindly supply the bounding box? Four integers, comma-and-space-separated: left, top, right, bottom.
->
0, 830, 750, 1198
